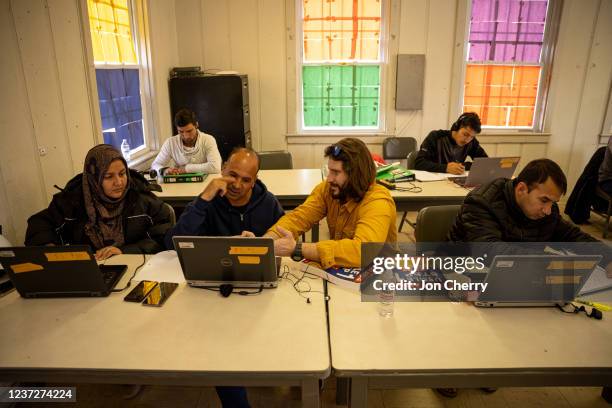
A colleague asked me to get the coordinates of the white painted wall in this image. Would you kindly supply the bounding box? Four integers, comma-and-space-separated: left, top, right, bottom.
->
0, 0, 178, 245
1, 0, 611, 244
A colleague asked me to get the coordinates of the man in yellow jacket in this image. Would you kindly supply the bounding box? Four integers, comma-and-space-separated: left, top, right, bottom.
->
265, 138, 397, 268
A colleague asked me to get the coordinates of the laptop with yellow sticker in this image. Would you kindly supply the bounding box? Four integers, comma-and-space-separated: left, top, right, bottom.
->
0, 246, 127, 298
172, 236, 278, 288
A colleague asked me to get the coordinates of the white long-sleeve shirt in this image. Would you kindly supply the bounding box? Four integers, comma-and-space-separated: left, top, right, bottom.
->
151, 131, 222, 174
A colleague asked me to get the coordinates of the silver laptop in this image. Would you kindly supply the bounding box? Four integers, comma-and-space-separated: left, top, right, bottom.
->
474, 254, 601, 307
173, 236, 278, 288
450, 157, 520, 188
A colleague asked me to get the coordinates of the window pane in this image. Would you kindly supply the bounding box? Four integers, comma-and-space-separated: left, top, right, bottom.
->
463, 64, 540, 127
88, 0, 137, 64
303, 65, 379, 127
96, 68, 144, 150
303, 0, 381, 62
468, 0, 548, 63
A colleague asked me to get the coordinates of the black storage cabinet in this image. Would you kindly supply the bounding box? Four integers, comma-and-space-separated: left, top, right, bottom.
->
169, 73, 251, 161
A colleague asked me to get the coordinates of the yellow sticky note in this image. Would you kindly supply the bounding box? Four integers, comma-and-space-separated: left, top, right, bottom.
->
11, 263, 44, 274
237, 256, 261, 265
500, 158, 519, 169
229, 246, 269, 255
45, 251, 91, 262
547, 260, 598, 270
545, 275, 581, 285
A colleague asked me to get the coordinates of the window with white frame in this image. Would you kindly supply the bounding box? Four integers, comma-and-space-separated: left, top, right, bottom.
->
298, 0, 385, 130
461, 0, 560, 130
86, 0, 154, 158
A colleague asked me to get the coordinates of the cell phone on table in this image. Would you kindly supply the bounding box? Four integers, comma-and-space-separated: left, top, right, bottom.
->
124, 280, 158, 303
142, 282, 178, 307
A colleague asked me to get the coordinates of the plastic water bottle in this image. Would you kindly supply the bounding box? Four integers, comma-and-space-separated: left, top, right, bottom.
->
121, 139, 131, 162
378, 270, 395, 317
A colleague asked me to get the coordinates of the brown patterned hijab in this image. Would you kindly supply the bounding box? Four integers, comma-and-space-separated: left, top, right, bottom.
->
82, 144, 130, 249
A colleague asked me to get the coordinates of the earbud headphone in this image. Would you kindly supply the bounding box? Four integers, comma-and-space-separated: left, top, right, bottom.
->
305, 295, 330, 304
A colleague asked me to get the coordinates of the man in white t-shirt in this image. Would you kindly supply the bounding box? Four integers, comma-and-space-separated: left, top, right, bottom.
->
151, 109, 222, 175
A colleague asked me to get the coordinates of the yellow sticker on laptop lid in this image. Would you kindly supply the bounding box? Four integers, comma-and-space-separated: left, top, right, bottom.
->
11, 262, 44, 273
237, 256, 261, 264
546, 260, 598, 270
45, 252, 91, 262
499, 158, 519, 169
229, 246, 268, 255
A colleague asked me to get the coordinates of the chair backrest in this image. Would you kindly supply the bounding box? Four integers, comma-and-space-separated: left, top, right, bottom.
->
258, 151, 293, 170
382, 137, 417, 160
406, 151, 417, 169
415, 205, 461, 242
164, 202, 176, 226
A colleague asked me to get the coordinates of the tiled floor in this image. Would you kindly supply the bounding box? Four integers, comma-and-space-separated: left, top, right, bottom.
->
12, 210, 612, 408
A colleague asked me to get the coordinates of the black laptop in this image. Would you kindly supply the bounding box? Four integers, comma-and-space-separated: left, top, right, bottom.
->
0, 246, 127, 298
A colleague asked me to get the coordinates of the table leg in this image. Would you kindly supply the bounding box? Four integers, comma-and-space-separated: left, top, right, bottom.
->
301, 378, 320, 408
602, 386, 612, 403
336, 377, 348, 405
349, 377, 368, 408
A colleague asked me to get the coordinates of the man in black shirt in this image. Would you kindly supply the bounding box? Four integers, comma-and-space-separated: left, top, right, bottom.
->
415, 112, 487, 175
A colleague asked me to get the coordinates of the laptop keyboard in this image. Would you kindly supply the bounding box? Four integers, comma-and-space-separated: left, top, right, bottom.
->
449, 176, 467, 186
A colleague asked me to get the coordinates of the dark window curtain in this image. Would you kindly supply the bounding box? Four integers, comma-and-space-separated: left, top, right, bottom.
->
96, 68, 144, 151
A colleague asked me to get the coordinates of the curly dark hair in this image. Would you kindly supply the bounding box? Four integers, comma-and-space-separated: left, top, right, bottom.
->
324, 138, 376, 202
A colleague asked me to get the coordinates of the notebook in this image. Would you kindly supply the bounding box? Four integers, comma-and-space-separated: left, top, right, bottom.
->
0, 246, 127, 298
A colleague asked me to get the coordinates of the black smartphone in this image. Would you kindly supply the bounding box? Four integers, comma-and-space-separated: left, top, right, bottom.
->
142, 282, 178, 307
124, 280, 158, 303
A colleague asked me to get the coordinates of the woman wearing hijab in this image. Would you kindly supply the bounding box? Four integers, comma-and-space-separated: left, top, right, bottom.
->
25, 144, 172, 260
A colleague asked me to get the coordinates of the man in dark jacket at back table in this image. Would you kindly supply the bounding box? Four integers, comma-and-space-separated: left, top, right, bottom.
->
415, 112, 488, 175
164, 147, 283, 408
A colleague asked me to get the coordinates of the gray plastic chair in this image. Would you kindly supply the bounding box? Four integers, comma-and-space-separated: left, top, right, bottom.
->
258, 151, 293, 170
414, 205, 461, 242
406, 151, 417, 169
383, 137, 417, 161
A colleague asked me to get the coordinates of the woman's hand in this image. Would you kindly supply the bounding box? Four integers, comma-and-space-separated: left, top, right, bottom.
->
95, 246, 122, 261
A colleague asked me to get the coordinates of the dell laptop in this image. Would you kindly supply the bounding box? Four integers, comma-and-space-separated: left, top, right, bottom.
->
473, 254, 601, 307
0, 246, 127, 298
173, 236, 278, 288
450, 157, 520, 188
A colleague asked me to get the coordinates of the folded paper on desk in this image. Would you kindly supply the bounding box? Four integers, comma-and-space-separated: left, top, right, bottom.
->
578, 265, 612, 296
134, 250, 185, 283
299, 259, 362, 291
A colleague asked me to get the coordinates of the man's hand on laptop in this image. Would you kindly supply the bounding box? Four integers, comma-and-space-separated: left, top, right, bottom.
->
165, 167, 186, 175
446, 162, 465, 175
95, 246, 122, 261
238, 231, 255, 238
199, 176, 236, 201
272, 226, 296, 257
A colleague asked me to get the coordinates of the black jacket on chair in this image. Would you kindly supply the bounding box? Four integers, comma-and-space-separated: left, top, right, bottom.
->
565, 146, 606, 224
25, 170, 172, 254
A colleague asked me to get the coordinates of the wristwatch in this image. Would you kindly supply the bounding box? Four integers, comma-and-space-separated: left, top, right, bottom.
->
291, 240, 304, 262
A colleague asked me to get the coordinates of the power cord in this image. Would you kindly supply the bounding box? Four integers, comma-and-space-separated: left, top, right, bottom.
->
279, 264, 330, 304
111, 252, 146, 293
556, 302, 603, 320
